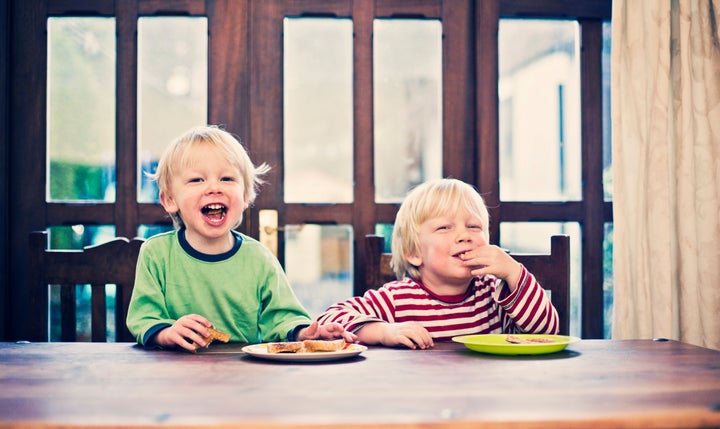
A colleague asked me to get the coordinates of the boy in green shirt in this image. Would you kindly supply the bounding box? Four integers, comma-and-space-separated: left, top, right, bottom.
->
126, 125, 356, 351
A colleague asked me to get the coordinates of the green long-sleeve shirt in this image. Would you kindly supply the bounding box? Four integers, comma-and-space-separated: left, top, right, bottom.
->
126, 229, 310, 346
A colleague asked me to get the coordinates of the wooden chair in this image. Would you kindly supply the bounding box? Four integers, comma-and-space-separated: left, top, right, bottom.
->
364, 234, 571, 335
27, 231, 145, 342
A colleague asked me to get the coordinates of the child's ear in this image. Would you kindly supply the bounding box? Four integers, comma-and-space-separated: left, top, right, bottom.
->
159, 191, 179, 215
405, 252, 422, 267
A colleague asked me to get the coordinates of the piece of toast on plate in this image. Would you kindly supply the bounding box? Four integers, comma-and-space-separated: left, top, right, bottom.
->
265, 339, 346, 354
266, 341, 304, 354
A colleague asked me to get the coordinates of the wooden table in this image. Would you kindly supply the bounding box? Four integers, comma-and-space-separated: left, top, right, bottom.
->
1, 339, 719, 429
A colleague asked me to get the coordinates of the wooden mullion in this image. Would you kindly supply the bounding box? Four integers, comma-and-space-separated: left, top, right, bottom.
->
442, 0, 475, 182
115, 1, 138, 238
475, 0, 501, 243
580, 19, 605, 339
352, 0, 374, 296
499, 0, 611, 20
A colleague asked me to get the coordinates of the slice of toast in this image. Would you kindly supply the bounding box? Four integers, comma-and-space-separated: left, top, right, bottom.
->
302, 339, 346, 352
266, 341, 304, 354
203, 327, 231, 346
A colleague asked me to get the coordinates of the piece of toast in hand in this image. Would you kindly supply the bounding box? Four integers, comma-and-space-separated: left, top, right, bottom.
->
202, 327, 231, 346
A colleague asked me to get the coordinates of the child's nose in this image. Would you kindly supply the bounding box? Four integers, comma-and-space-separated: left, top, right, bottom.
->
456, 228, 473, 242
205, 179, 223, 193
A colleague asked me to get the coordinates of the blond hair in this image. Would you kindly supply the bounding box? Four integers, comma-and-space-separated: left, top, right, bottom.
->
149, 125, 270, 228
390, 178, 490, 281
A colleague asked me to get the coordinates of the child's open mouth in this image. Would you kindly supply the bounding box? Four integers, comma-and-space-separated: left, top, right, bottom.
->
201, 203, 227, 223
452, 250, 471, 260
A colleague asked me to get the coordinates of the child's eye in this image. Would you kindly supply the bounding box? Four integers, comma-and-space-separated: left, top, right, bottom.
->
188, 177, 203, 183
221, 177, 235, 182
468, 224, 482, 230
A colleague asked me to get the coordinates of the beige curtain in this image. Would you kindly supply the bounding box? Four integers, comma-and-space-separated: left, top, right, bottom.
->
611, 0, 720, 349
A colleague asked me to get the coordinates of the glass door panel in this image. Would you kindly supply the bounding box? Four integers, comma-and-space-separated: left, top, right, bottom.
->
283, 18, 354, 204
373, 19, 443, 203
499, 20, 580, 201
137, 17, 208, 203
47, 18, 116, 202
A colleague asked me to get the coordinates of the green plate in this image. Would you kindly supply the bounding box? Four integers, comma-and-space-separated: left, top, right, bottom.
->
452, 334, 580, 355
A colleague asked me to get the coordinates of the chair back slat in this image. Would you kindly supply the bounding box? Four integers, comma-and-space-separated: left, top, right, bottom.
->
510, 235, 571, 336
90, 283, 108, 342
28, 231, 144, 342
59, 284, 77, 342
363, 234, 571, 335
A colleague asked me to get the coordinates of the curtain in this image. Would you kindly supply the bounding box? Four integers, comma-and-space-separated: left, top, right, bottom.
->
611, 0, 720, 349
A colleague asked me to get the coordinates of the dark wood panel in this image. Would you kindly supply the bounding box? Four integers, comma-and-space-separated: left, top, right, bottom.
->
499, 201, 583, 221
9, 0, 47, 342
115, 1, 139, 238
351, 1, 376, 291
46, 203, 115, 225
48, 0, 114, 15
500, 0, 612, 19
138, 0, 205, 15
137, 203, 172, 226
278, 0, 352, 17
442, 0, 475, 182
475, 0, 501, 243
375, 0, 441, 18
580, 20, 606, 338
0, 0, 9, 341
283, 204, 354, 225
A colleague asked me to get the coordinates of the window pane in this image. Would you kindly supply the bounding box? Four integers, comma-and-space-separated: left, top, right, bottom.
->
283, 18, 353, 203
47, 18, 116, 202
138, 224, 174, 239
602, 22, 613, 201
374, 19, 443, 203
284, 224, 353, 317
137, 17, 208, 203
603, 222, 614, 338
47, 224, 116, 250
499, 222, 582, 338
499, 20, 580, 201
374, 223, 394, 253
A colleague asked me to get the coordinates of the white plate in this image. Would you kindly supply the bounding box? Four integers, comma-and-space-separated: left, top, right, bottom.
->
241, 343, 367, 362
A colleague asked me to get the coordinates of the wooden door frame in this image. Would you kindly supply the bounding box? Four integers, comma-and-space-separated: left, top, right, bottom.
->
248, 0, 475, 296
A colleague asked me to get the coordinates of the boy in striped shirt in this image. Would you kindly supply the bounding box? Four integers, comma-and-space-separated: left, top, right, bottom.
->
316, 178, 559, 349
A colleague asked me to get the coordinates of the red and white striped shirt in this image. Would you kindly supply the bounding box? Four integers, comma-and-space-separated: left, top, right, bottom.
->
316, 265, 559, 341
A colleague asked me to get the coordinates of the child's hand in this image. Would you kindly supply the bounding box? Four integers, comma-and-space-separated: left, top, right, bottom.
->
460, 245, 523, 292
358, 321, 434, 350
298, 321, 358, 343
155, 314, 213, 352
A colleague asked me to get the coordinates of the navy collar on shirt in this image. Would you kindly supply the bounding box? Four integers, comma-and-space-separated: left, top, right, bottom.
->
177, 228, 243, 262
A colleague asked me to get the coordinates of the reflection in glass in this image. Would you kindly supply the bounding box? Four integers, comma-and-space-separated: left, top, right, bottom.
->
283, 18, 353, 203
137, 17, 208, 203
603, 222, 614, 338
284, 224, 353, 317
499, 222, 582, 338
374, 223, 394, 254
602, 22, 613, 201
499, 20, 580, 201
374, 19, 443, 203
138, 224, 174, 239
47, 18, 116, 202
